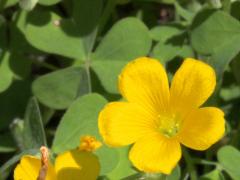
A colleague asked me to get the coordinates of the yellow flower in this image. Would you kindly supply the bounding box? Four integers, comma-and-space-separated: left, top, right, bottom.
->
14, 155, 56, 180
55, 150, 100, 180
98, 57, 225, 174
79, 135, 102, 152
14, 136, 101, 180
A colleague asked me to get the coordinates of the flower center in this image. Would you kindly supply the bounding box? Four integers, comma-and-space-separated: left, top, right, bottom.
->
157, 114, 180, 138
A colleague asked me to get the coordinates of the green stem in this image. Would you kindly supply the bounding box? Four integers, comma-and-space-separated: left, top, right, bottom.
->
136, 9, 143, 20
222, 0, 231, 13
203, 150, 214, 173
83, 1, 116, 94
31, 59, 59, 71
85, 59, 92, 93
193, 158, 224, 171
142, 173, 166, 180
183, 148, 198, 180
193, 158, 218, 166
98, 0, 116, 35
230, 118, 240, 146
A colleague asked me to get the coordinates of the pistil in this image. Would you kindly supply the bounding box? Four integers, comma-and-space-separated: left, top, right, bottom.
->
158, 114, 180, 138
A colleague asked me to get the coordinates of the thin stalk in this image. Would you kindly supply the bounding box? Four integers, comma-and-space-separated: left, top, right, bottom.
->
194, 158, 224, 172
230, 119, 240, 146
203, 150, 214, 173
85, 59, 92, 93
182, 148, 198, 180
98, 0, 116, 35
142, 173, 166, 180
193, 158, 218, 166
222, 0, 231, 13
31, 59, 59, 71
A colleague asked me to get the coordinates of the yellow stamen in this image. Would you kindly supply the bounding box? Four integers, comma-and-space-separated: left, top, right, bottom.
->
79, 135, 102, 152
158, 114, 180, 138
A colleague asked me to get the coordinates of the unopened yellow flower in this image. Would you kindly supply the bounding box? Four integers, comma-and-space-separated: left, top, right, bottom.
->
14, 136, 101, 180
98, 57, 225, 174
79, 135, 102, 152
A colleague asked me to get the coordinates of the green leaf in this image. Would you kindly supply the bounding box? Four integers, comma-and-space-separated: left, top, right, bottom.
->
220, 85, 240, 101
10, 11, 39, 54
9, 52, 31, 80
72, 0, 103, 56
32, 67, 89, 109
23, 97, 47, 149
152, 43, 194, 66
191, 10, 240, 82
25, 10, 86, 59
19, 0, 38, 10
52, 97, 105, 151
91, 60, 127, 94
200, 169, 225, 180
95, 145, 119, 175
93, 17, 151, 61
0, 0, 18, 9
38, 0, 60, 5
174, 2, 194, 23
92, 17, 152, 93
25, 0, 102, 59
152, 43, 179, 65
52, 94, 104, 153
210, 35, 240, 80
150, 25, 184, 42
217, 145, 240, 179
52, 93, 119, 174
107, 147, 136, 179
0, 80, 31, 131
191, 10, 240, 55
0, 52, 13, 93
40, 105, 55, 125
166, 165, 181, 180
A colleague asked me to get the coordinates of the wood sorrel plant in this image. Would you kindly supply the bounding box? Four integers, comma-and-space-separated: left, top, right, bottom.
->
0, 0, 239, 179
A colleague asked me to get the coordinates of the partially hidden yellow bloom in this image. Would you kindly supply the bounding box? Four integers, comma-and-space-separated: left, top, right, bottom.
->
79, 135, 102, 152
14, 136, 101, 180
98, 57, 225, 174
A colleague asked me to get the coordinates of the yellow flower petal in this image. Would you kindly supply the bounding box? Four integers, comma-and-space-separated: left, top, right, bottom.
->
99, 102, 157, 147
55, 150, 100, 180
119, 57, 170, 114
129, 133, 181, 174
14, 155, 56, 180
170, 58, 216, 116
178, 107, 225, 150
